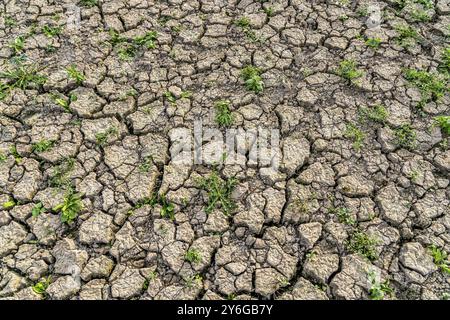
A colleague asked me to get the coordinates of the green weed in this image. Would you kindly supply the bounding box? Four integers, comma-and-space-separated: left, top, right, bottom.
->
79, 0, 98, 7
434, 116, 450, 135
394, 124, 417, 150
32, 139, 54, 153
2, 199, 16, 210
365, 37, 382, 49
95, 127, 118, 145
240, 65, 264, 93
42, 25, 63, 37
394, 24, 420, 48
66, 65, 85, 85
0, 63, 46, 100
185, 248, 202, 264
32, 202, 45, 217
197, 171, 237, 216
215, 100, 233, 127
346, 229, 378, 261
337, 59, 364, 82
404, 69, 448, 107
9, 36, 25, 55
344, 123, 365, 150
53, 189, 83, 224
359, 105, 389, 124
429, 245, 450, 274
50, 157, 75, 187
368, 271, 394, 300
32, 277, 51, 295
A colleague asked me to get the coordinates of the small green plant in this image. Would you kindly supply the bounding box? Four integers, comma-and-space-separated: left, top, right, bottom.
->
42, 25, 63, 37
185, 248, 202, 264
32, 139, 54, 153
240, 65, 264, 93
335, 207, 356, 226
133, 31, 158, 49
197, 171, 237, 216
32, 202, 46, 217
139, 156, 153, 173
53, 190, 83, 223
336, 59, 364, 82
395, 24, 420, 48
359, 105, 389, 124
368, 271, 394, 300
2, 199, 16, 209
0, 62, 46, 100
344, 123, 365, 150
164, 91, 177, 103
346, 229, 378, 261
365, 37, 382, 49
404, 69, 448, 107
66, 65, 85, 85
95, 127, 118, 145
410, 9, 431, 22
440, 46, 450, 73
4, 16, 16, 27
32, 277, 51, 295
0, 152, 6, 163
109, 29, 158, 60
9, 36, 25, 55
9, 145, 22, 163
79, 0, 98, 7
159, 195, 175, 220
429, 245, 450, 274
394, 124, 417, 150
215, 100, 233, 127
235, 17, 251, 28
278, 277, 291, 287
183, 274, 203, 288
434, 116, 450, 135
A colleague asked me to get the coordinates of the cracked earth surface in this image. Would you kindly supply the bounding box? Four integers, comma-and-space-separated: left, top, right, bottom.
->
0, 0, 449, 300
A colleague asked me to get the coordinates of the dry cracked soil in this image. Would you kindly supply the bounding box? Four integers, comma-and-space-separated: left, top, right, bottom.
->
0, 0, 449, 301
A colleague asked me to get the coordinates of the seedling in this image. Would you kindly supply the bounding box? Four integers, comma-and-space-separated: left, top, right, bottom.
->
0, 152, 6, 163
0, 62, 46, 100
53, 189, 83, 223
185, 248, 202, 264
335, 207, 356, 226
139, 156, 153, 173
108, 29, 158, 60
344, 123, 365, 150
368, 271, 394, 300
336, 59, 364, 82
32, 277, 51, 295
66, 65, 85, 85
429, 245, 450, 274
346, 229, 378, 261
215, 100, 233, 127
433, 116, 450, 135
79, 0, 98, 7
440, 46, 450, 73
359, 105, 389, 124
277, 277, 291, 287
32, 139, 54, 153
50, 93, 74, 112
164, 91, 177, 103
133, 31, 158, 49
32, 202, 45, 217
240, 65, 264, 93
197, 171, 237, 216
404, 69, 448, 107
9, 36, 25, 55
365, 37, 381, 49
95, 127, 118, 145
394, 124, 417, 150
394, 25, 420, 48
410, 9, 431, 22
159, 195, 175, 220
42, 25, 63, 37
183, 274, 203, 288
9, 145, 22, 163
2, 199, 16, 209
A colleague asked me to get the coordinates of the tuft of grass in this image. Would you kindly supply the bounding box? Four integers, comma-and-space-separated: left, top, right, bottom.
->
32, 202, 46, 217
215, 100, 233, 127
0, 152, 6, 163
139, 156, 153, 173
32, 139, 54, 153
234, 17, 251, 28
164, 91, 177, 103
42, 25, 63, 37
434, 116, 450, 135
394, 24, 420, 48
9, 36, 25, 55
440, 46, 450, 73
9, 145, 22, 163
336, 59, 364, 82
79, 0, 98, 7
368, 271, 394, 300
66, 65, 85, 85
32, 277, 51, 295
197, 171, 237, 216
429, 245, 450, 274
344, 123, 365, 150
240, 65, 264, 93
394, 124, 417, 150
365, 37, 382, 49
53, 189, 83, 224
0, 62, 46, 100
404, 69, 448, 107
346, 229, 378, 261
335, 207, 356, 226
109, 29, 158, 60
359, 104, 389, 124
95, 127, 118, 145
185, 248, 202, 264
